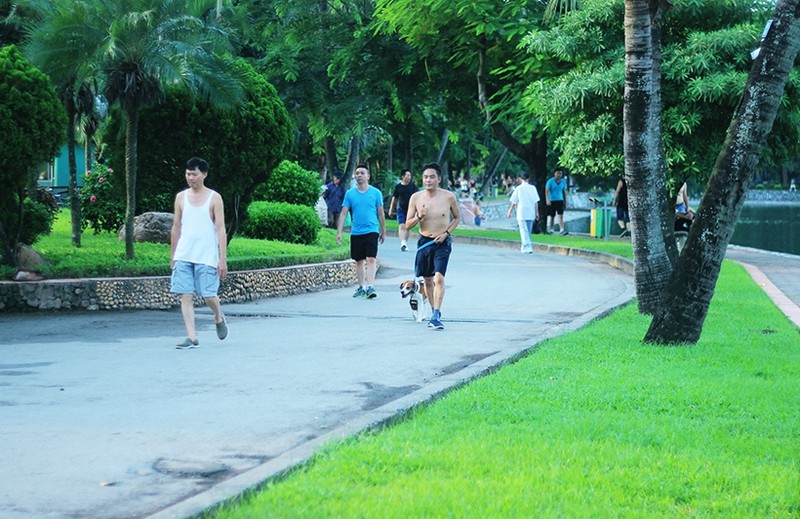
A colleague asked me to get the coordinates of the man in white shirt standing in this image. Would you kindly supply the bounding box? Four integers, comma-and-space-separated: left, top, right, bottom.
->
170, 157, 229, 349
507, 174, 540, 254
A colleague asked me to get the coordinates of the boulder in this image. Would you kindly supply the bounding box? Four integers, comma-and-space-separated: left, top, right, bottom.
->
118, 212, 174, 244
15, 243, 52, 271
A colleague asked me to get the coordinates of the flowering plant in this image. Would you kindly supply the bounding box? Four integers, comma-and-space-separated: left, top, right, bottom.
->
79, 166, 126, 234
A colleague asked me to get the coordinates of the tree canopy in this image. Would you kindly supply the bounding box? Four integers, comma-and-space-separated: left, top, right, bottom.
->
0, 44, 65, 262
524, 0, 800, 189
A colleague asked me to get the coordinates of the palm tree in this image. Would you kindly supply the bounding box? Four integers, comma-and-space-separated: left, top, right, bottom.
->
21, 0, 103, 248
23, 0, 243, 259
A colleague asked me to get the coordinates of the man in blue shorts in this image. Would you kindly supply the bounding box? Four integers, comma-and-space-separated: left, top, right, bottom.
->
170, 157, 229, 349
388, 169, 417, 251
545, 167, 569, 235
336, 165, 386, 299
405, 162, 460, 330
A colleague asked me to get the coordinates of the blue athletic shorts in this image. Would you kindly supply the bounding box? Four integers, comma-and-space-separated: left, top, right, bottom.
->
350, 232, 379, 261
415, 236, 452, 278
170, 261, 220, 297
396, 207, 407, 225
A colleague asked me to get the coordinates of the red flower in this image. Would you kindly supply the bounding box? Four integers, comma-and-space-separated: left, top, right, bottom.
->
90, 195, 97, 202
106, 168, 113, 173
98, 177, 104, 183
85, 170, 91, 177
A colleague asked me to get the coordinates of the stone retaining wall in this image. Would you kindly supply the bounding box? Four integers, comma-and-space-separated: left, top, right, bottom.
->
0, 261, 357, 313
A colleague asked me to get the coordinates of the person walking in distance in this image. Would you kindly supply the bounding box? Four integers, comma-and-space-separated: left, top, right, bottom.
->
170, 157, 228, 349
388, 169, 417, 251
322, 170, 345, 229
336, 165, 386, 299
506, 173, 540, 253
405, 162, 461, 330
612, 176, 631, 238
545, 167, 569, 235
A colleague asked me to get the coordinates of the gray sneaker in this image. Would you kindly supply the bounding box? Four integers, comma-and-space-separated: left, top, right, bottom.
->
365, 286, 377, 299
176, 337, 199, 349
216, 315, 228, 340
353, 287, 366, 298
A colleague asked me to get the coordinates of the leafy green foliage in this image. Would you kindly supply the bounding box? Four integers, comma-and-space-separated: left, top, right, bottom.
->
0, 44, 65, 260
103, 60, 293, 231
252, 160, 322, 207
522, 0, 798, 185
242, 201, 320, 245
79, 165, 125, 234
0, 195, 56, 247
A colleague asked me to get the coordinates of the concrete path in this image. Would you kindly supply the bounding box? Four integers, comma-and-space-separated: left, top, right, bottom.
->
0, 236, 634, 519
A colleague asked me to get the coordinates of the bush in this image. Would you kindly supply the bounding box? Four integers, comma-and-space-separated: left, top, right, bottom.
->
241, 201, 320, 245
252, 160, 322, 207
79, 165, 126, 234
0, 193, 56, 246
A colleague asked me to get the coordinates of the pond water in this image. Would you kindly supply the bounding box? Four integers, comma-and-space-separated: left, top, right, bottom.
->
732, 203, 800, 256
568, 203, 800, 256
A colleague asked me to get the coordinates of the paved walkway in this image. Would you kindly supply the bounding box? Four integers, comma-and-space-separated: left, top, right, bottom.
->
0, 236, 634, 519
1, 231, 797, 519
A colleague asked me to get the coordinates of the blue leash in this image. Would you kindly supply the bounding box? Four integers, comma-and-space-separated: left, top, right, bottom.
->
413, 237, 439, 278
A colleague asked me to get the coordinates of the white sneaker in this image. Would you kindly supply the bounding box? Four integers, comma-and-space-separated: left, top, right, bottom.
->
400, 243, 408, 252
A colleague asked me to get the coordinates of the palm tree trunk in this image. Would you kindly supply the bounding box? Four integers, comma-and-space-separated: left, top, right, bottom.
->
63, 85, 82, 248
623, 0, 675, 315
645, 0, 800, 344
123, 108, 139, 260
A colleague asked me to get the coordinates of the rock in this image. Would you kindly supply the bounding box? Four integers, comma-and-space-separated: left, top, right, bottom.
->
15, 244, 52, 271
13, 269, 46, 281
118, 212, 174, 244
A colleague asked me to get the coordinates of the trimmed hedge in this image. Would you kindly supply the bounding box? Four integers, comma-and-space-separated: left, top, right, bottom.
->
242, 201, 320, 245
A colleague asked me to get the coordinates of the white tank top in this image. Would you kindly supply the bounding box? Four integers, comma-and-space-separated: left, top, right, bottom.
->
173, 190, 219, 267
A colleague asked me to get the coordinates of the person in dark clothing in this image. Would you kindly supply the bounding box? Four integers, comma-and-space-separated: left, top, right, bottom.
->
612, 176, 631, 238
388, 169, 418, 251
322, 170, 346, 228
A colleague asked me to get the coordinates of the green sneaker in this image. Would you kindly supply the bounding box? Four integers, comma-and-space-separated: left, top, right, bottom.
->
352, 287, 366, 298
365, 286, 377, 299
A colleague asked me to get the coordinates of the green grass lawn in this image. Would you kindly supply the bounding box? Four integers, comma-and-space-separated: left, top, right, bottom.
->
207, 253, 799, 517
7, 210, 350, 279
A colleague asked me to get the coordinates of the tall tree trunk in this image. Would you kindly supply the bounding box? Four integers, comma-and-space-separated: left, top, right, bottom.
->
477, 41, 547, 219
123, 108, 139, 260
324, 136, 338, 177
63, 86, 82, 248
435, 128, 449, 165
623, 0, 675, 315
645, 0, 800, 344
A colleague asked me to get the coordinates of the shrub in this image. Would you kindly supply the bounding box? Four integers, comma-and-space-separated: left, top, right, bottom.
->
252, 160, 322, 207
241, 201, 320, 245
79, 165, 126, 234
0, 193, 56, 246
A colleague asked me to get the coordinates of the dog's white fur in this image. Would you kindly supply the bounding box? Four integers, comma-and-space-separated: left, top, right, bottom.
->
399, 279, 431, 323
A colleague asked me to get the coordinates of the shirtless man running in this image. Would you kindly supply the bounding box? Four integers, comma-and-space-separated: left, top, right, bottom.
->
405, 162, 460, 330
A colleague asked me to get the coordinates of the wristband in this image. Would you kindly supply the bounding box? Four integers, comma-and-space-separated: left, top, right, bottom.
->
444, 230, 451, 236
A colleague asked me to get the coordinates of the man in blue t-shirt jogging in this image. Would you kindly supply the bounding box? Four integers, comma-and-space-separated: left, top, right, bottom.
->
336, 165, 386, 299
545, 167, 569, 235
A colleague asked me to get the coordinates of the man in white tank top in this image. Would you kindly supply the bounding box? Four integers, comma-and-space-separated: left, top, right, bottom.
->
170, 157, 229, 349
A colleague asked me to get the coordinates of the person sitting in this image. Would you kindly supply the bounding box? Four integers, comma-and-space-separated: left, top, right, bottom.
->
675, 182, 696, 230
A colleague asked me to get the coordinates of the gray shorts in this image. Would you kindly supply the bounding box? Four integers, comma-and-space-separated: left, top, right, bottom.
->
170, 261, 219, 297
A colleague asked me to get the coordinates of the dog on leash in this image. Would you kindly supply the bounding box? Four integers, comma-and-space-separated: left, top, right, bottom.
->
399, 279, 430, 322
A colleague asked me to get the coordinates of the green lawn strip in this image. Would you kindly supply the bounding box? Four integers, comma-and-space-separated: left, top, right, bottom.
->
209, 262, 800, 518
16, 210, 349, 278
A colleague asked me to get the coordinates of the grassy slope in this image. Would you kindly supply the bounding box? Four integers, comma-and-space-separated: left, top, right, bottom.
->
210, 257, 799, 517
